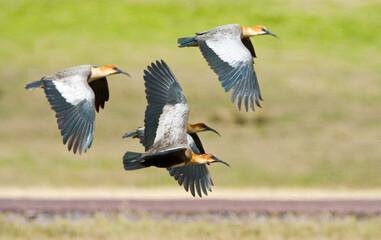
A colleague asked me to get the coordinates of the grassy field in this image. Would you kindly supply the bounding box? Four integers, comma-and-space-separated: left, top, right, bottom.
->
0, 0, 380, 190
1, 214, 380, 240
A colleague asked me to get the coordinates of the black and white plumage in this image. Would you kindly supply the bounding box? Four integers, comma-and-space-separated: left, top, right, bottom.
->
123, 60, 229, 197
178, 24, 278, 111
25, 64, 129, 154
143, 60, 189, 154
167, 134, 214, 197
123, 123, 219, 197
123, 60, 190, 170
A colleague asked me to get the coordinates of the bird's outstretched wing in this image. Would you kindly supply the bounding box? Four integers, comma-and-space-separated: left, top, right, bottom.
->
143, 60, 189, 152
89, 77, 109, 112
168, 164, 213, 197
198, 35, 262, 111
43, 77, 95, 154
167, 134, 213, 197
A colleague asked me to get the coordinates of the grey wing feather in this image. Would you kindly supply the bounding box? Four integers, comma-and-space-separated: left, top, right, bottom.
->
167, 134, 213, 197
89, 77, 109, 112
143, 60, 187, 151
167, 165, 213, 197
198, 41, 262, 111
44, 80, 95, 154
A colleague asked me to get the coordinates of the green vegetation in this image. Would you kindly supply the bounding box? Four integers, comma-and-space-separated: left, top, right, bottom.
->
0, 0, 380, 189
1, 214, 380, 240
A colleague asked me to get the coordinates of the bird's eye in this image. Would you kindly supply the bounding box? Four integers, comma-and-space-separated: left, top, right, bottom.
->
93, 66, 99, 68
113, 67, 118, 70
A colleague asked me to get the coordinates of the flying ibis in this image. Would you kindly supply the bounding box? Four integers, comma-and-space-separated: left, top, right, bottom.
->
123, 123, 221, 197
25, 64, 130, 154
123, 60, 230, 197
178, 24, 278, 112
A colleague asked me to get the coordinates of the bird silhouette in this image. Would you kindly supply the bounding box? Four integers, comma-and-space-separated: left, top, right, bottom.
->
178, 24, 278, 111
123, 123, 221, 197
26, 64, 130, 154
123, 60, 230, 196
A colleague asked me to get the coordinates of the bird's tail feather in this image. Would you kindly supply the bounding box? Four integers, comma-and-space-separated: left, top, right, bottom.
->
123, 151, 146, 170
122, 131, 138, 139
25, 80, 43, 90
177, 37, 197, 47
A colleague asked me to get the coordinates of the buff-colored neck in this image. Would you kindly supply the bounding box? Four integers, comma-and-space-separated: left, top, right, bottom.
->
241, 25, 265, 38
89, 65, 116, 82
187, 123, 203, 134
190, 152, 213, 165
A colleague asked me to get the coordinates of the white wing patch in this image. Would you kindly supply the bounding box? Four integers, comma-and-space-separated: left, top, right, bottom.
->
53, 75, 95, 106
150, 102, 189, 152
206, 38, 251, 67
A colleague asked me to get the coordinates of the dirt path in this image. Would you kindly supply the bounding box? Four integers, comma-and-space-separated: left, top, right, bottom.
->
1, 198, 380, 215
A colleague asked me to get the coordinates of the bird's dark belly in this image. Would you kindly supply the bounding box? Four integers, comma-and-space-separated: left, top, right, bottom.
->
142, 149, 189, 168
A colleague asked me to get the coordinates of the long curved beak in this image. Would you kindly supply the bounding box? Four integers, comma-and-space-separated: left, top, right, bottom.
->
204, 125, 221, 137
115, 68, 131, 77
263, 29, 280, 40
211, 156, 231, 168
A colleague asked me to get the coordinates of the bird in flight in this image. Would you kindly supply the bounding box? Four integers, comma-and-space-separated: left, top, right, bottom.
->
123, 60, 230, 196
25, 64, 130, 154
123, 123, 221, 197
178, 24, 278, 112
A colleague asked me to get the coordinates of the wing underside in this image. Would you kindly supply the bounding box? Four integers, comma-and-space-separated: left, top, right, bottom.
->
43, 80, 95, 154
143, 60, 189, 151
198, 37, 262, 111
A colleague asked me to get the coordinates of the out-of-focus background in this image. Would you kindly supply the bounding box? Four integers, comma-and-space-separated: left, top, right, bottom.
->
0, 0, 380, 238
1, 0, 380, 189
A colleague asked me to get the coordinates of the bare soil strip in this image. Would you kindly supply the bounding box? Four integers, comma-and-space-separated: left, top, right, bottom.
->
1, 188, 381, 200
1, 198, 380, 215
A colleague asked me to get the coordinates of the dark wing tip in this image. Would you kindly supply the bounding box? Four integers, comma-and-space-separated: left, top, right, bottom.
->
168, 165, 213, 198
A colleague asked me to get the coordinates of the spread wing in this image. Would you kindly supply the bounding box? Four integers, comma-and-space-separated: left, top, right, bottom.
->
89, 77, 109, 112
198, 36, 262, 111
43, 76, 96, 154
167, 134, 213, 197
143, 60, 189, 152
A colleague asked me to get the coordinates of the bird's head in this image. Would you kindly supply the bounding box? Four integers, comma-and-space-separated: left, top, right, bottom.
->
89, 65, 130, 82
205, 154, 231, 167
187, 123, 221, 136
192, 153, 230, 167
241, 25, 279, 39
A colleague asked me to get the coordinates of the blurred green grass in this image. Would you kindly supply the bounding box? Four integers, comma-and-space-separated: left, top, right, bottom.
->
0, 0, 380, 189
1, 214, 380, 240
